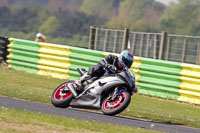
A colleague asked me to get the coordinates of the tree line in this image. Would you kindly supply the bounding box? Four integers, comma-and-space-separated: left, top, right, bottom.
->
0, 0, 200, 47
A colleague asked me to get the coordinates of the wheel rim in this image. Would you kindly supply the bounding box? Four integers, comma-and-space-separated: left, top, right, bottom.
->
104, 92, 126, 110
54, 83, 72, 101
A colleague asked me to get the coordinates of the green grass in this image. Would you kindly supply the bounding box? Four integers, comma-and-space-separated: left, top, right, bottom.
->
0, 66, 65, 103
122, 95, 200, 127
0, 66, 200, 129
0, 107, 163, 133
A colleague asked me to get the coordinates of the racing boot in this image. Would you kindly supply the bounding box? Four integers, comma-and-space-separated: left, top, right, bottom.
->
74, 72, 91, 91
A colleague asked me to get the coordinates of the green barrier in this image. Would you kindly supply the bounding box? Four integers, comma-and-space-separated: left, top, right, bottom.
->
178, 63, 200, 104
6, 38, 200, 105
137, 57, 182, 100
7, 38, 103, 80
7, 38, 40, 73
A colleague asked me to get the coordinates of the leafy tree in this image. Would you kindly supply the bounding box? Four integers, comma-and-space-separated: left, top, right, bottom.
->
65, 0, 83, 12
55, 10, 106, 38
8, 7, 38, 33
0, 6, 12, 28
80, 0, 116, 18
159, 0, 200, 35
39, 16, 59, 36
106, 0, 164, 31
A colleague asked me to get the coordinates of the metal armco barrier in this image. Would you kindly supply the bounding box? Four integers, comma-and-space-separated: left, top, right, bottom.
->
0, 37, 9, 63
7, 38, 200, 105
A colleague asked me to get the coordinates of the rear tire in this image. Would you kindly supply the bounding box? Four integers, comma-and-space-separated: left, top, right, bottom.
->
51, 81, 74, 108
101, 90, 131, 116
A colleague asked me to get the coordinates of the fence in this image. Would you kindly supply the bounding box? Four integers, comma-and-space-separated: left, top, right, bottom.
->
6, 38, 200, 105
88, 26, 200, 65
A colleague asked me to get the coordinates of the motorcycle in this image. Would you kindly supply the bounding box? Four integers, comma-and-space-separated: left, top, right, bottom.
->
51, 67, 137, 116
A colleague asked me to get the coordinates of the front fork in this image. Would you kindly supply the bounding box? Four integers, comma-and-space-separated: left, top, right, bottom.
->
108, 87, 123, 101
66, 83, 78, 97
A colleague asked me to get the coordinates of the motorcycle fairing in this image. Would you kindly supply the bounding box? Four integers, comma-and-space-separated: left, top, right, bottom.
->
70, 93, 100, 108
70, 75, 126, 109
117, 71, 135, 89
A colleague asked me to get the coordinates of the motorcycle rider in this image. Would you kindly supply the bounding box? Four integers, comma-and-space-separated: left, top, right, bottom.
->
75, 49, 137, 92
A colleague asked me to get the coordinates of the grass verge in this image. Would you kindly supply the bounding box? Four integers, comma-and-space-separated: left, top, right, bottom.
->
0, 107, 163, 133
0, 66, 200, 128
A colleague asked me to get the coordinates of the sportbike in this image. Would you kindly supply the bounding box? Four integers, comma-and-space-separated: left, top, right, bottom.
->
51, 68, 137, 116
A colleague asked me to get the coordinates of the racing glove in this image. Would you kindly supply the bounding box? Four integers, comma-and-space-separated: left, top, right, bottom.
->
105, 64, 117, 72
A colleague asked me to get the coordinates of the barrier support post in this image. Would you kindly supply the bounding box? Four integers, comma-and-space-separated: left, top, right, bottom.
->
88, 26, 96, 49
122, 28, 129, 50
159, 31, 168, 60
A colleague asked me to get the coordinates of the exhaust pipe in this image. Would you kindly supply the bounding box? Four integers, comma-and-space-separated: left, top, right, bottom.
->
67, 84, 78, 97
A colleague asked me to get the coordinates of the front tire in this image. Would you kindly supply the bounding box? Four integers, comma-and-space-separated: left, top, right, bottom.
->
51, 81, 74, 108
101, 90, 131, 116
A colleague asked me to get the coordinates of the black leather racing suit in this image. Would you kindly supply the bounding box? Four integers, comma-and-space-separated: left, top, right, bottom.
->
87, 54, 124, 78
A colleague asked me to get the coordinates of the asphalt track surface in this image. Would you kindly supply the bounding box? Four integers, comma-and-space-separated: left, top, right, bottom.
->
0, 96, 200, 133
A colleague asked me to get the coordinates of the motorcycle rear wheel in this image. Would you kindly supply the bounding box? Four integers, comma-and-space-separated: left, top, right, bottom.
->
51, 81, 74, 108
101, 90, 131, 116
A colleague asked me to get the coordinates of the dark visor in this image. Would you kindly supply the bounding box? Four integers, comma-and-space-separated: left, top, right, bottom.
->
122, 56, 133, 68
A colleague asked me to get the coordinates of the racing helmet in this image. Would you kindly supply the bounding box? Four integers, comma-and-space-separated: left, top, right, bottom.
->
119, 50, 134, 69
36, 33, 42, 39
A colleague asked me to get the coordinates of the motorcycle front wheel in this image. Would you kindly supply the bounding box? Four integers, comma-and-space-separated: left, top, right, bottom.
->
51, 81, 74, 108
101, 90, 131, 116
